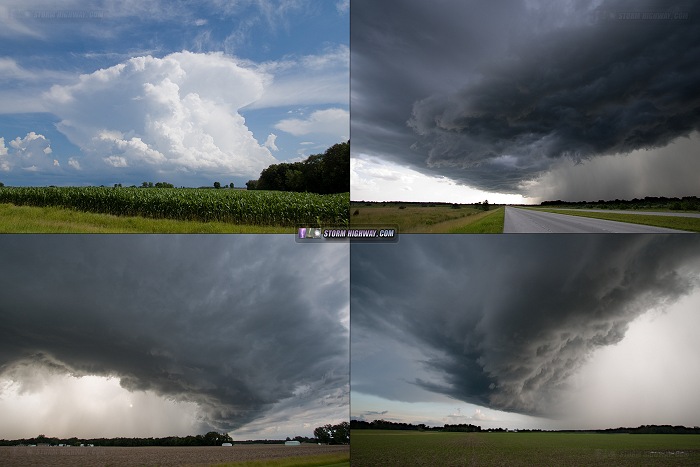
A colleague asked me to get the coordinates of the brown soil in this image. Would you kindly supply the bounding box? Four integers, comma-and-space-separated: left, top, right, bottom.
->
0, 444, 349, 467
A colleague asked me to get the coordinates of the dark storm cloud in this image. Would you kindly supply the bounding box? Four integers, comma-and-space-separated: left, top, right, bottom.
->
351, 236, 700, 417
0, 236, 348, 432
352, 0, 700, 194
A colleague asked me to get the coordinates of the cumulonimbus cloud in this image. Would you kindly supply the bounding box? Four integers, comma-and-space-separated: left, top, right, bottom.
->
352, 0, 700, 197
43, 51, 278, 179
0, 236, 349, 433
352, 235, 700, 417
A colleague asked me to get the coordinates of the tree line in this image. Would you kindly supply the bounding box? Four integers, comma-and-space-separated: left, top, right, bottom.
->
350, 420, 700, 435
350, 419, 482, 433
0, 422, 350, 447
246, 141, 349, 194
540, 196, 700, 211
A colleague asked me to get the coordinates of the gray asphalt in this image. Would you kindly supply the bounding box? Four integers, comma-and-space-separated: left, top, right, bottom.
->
503, 207, 690, 233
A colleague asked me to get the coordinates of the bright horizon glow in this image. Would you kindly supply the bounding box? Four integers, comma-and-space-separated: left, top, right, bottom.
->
351, 154, 528, 204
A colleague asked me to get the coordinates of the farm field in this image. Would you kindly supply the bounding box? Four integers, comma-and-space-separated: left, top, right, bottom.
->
350, 430, 700, 466
529, 207, 700, 232
0, 444, 349, 467
349, 203, 503, 233
0, 187, 349, 232
0, 203, 291, 233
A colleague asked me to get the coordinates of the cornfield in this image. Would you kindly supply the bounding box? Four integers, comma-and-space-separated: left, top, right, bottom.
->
0, 187, 349, 227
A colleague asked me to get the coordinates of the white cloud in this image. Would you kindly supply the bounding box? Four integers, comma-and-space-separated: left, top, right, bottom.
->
0, 57, 33, 80
264, 133, 279, 151
275, 108, 348, 139
250, 45, 348, 109
0, 132, 57, 172
44, 51, 278, 179
0, 137, 8, 171
336, 0, 349, 14
68, 157, 81, 170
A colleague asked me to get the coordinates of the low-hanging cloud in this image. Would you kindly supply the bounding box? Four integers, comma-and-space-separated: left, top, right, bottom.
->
352, 235, 700, 417
43, 51, 278, 180
0, 236, 349, 433
352, 0, 700, 197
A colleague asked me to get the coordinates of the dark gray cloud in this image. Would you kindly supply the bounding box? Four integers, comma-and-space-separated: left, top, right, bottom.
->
351, 235, 700, 417
352, 0, 700, 197
0, 235, 348, 432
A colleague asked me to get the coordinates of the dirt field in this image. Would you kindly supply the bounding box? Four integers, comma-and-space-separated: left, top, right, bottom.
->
0, 444, 349, 467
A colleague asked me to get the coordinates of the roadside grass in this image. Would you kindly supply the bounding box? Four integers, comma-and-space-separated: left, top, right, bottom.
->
349, 204, 497, 233
214, 452, 349, 467
351, 430, 700, 466
0, 203, 292, 233
530, 207, 700, 232
448, 207, 505, 233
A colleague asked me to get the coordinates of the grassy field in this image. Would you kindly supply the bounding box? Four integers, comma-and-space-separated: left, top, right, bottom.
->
349, 203, 503, 233
216, 451, 349, 466
0, 203, 291, 233
0, 187, 349, 231
351, 430, 700, 466
530, 207, 700, 232
0, 444, 348, 467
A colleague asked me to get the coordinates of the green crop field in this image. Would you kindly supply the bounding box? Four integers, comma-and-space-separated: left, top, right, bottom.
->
0, 187, 349, 230
349, 203, 502, 233
351, 430, 700, 466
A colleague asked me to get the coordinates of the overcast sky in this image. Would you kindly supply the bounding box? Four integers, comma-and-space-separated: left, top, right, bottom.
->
351, 0, 700, 204
0, 235, 348, 440
0, 0, 348, 187
351, 235, 700, 430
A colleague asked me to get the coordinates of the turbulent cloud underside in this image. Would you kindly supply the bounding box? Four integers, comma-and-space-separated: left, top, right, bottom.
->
351, 235, 700, 417
0, 236, 349, 433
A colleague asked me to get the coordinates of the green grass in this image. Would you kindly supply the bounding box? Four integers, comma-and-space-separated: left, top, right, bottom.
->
351, 430, 700, 466
530, 207, 700, 232
0, 187, 349, 228
448, 207, 505, 233
0, 203, 292, 233
214, 452, 349, 467
349, 204, 500, 233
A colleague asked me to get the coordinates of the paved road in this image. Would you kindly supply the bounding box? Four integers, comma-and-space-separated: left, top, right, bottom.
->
503, 207, 689, 233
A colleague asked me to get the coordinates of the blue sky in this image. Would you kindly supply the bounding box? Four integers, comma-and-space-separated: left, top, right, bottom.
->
0, 0, 348, 187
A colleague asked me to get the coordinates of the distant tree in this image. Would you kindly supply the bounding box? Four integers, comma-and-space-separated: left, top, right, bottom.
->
229, 182, 234, 189
314, 422, 349, 445
332, 422, 350, 444
314, 425, 333, 444
202, 431, 231, 446
214, 181, 221, 189
142, 182, 149, 188
246, 180, 258, 190
482, 200, 489, 211
0, 182, 5, 187
148, 182, 154, 188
